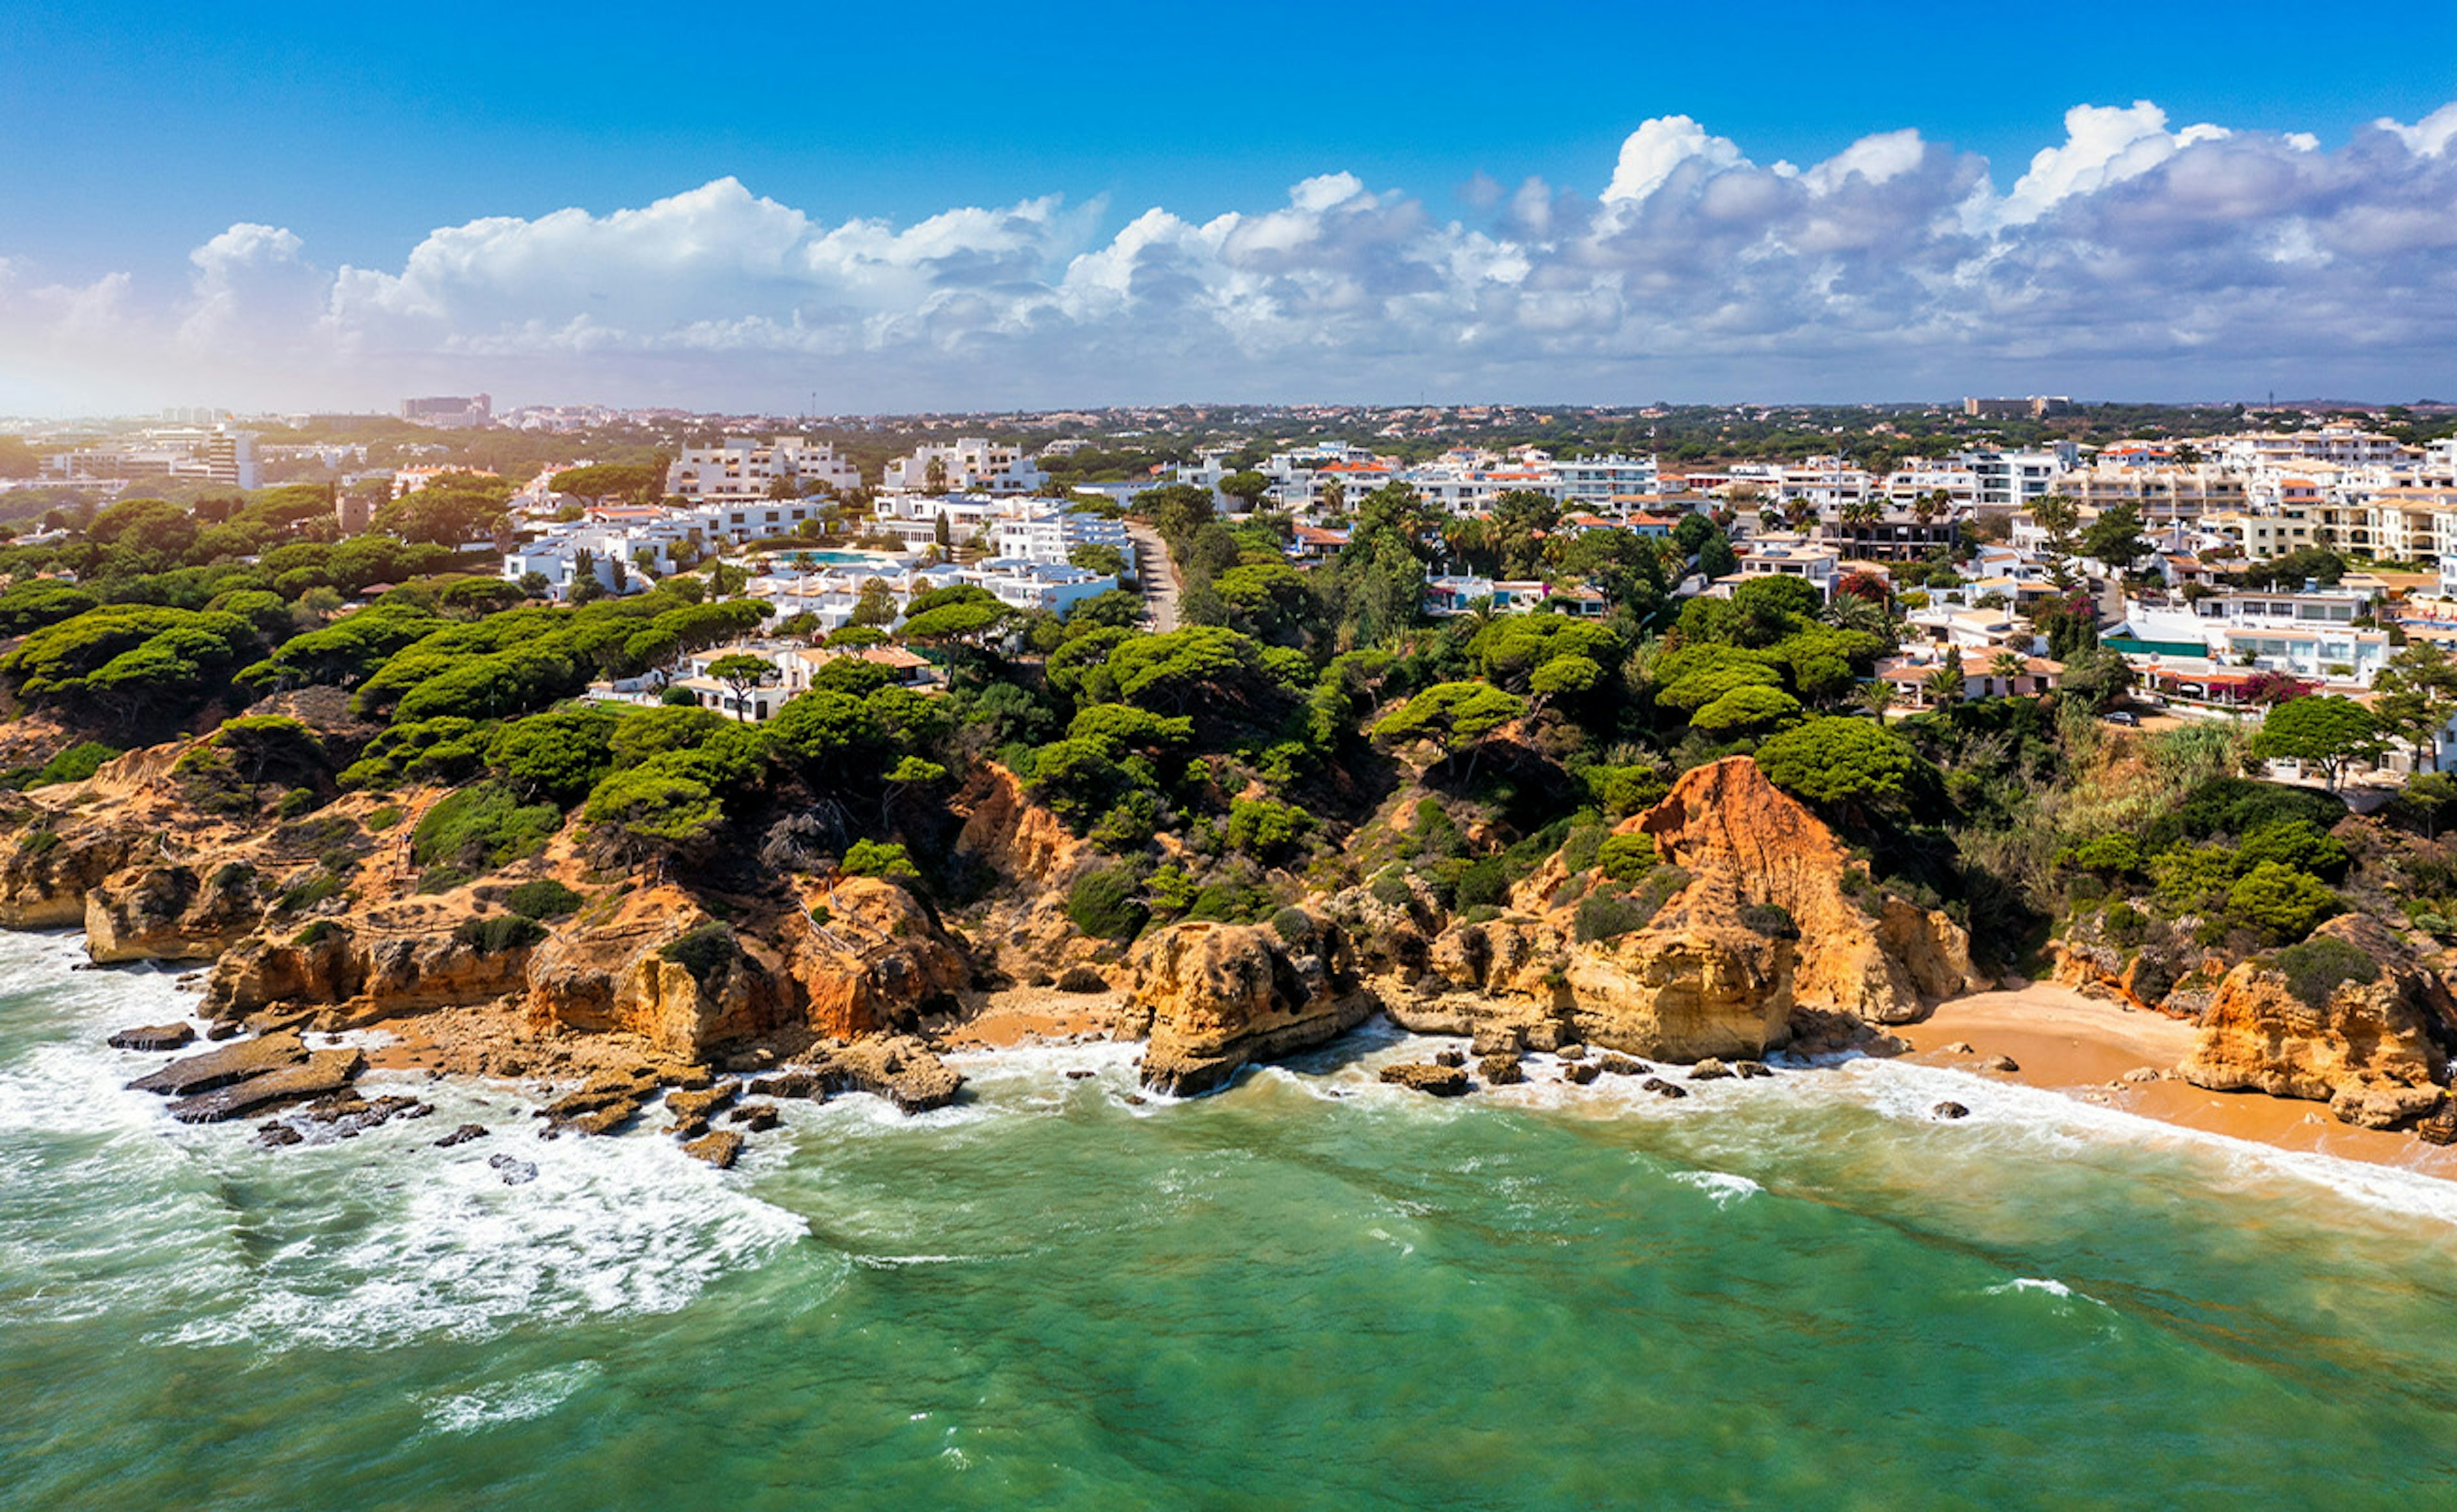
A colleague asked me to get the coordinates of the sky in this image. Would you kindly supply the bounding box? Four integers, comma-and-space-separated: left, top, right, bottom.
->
2, 0, 2454, 415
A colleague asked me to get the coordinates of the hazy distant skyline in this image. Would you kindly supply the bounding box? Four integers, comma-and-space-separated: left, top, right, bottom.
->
3, 1, 2454, 415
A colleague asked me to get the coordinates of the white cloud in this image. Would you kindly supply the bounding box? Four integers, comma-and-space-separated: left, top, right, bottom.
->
4, 97, 2457, 412
1602, 115, 1747, 203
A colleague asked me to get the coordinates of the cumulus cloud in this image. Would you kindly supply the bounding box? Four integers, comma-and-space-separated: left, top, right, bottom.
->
4, 97, 2456, 411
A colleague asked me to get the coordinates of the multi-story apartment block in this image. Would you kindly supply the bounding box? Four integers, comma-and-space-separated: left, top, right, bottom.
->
1955, 445, 2078, 510
881, 437, 1047, 495
666, 436, 863, 502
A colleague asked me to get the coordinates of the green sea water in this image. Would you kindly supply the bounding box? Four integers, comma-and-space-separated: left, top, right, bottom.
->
6, 927, 2457, 1511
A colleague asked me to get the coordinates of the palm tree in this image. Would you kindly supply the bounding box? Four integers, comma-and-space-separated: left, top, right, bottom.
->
1862, 680, 1898, 718
1989, 651, 2028, 697
1925, 648, 1966, 708
1841, 497, 1882, 553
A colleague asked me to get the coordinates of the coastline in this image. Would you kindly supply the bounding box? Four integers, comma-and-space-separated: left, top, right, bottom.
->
1896, 982, 2457, 1180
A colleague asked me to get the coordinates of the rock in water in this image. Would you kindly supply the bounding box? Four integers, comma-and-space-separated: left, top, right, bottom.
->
1733, 1060, 1772, 1079
1434, 1049, 1466, 1068
727, 1103, 781, 1132
127, 1031, 308, 1096
1557, 1043, 1588, 1062
168, 1049, 364, 1124
1479, 1053, 1525, 1086
488, 1153, 538, 1186
545, 1067, 662, 1135
1641, 1077, 1689, 1099
664, 1085, 737, 1124
1595, 1055, 1648, 1076
1978, 1055, 2020, 1074
1379, 1062, 1470, 1097
1932, 1101, 1971, 1120
108, 1023, 194, 1051
254, 1122, 303, 1148
1689, 1058, 1733, 1081
1560, 1061, 1600, 1086
434, 1123, 489, 1148
682, 1129, 744, 1169
1124, 918, 1375, 1095
2416, 1107, 2457, 1146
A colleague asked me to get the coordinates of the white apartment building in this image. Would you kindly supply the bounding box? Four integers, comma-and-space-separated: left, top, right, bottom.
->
1880, 464, 1981, 509
1956, 446, 2078, 510
502, 522, 683, 600
881, 438, 1047, 495
1552, 453, 1660, 505
666, 436, 863, 502
992, 507, 1131, 566
2122, 586, 2392, 686
2215, 424, 2415, 471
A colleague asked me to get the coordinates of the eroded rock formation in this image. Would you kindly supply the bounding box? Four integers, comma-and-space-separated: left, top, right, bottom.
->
1393, 758, 1980, 1062
1121, 912, 1375, 1094
2178, 914, 2457, 1127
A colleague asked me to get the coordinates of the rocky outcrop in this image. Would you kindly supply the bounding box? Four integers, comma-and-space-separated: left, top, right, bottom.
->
1399, 758, 1980, 1062
1380, 1062, 1470, 1095
170, 1049, 364, 1123
204, 918, 534, 1026
84, 862, 265, 964
524, 878, 967, 1057
1122, 913, 1375, 1094
2178, 914, 2457, 1127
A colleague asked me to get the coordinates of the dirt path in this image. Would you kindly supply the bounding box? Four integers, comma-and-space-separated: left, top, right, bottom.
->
1125, 521, 1179, 632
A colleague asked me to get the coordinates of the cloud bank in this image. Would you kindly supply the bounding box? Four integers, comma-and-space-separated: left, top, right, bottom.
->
5, 98, 2456, 412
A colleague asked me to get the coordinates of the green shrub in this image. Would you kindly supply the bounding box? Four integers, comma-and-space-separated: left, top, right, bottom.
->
1369, 870, 1415, 911
2062, 833, 2143, 876
658, 922, 736, 987
2271, 934, 2378, 1008
365, 804, 404, 832
1574, 891, 1648, 943
276, 871, 346, 914
1558, 822, 1607, 876
660, 685, 701, 707
292, 919, 342, 947
17, 829, 61, 859
1585, 764, 1671, 819
505, 879, 584, 919
1068, 866, 1148, 941
1147, 864, 1199, 918
1598, 833, 1658, 884
842, 838, 921, 882
32, 742, 120, 788
453, 914, 546, 956
2234, 819, 2350, 880
411, 780, 562, 886
276, 787, 319, 819
211, 861, 255, 891
2227, 862, 2339, 943
1225, 798, 1311, 862
1269, 905, 1315, 945
1186, 877, 1276, 923
1452, 857, 1509, 911
2103, 901, 2149, 947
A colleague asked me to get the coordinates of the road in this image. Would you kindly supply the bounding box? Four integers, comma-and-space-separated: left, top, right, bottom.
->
1125, 521, 1180, 632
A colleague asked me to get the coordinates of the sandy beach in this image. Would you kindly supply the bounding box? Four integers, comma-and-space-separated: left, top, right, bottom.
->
1900, 982, 2457, 1179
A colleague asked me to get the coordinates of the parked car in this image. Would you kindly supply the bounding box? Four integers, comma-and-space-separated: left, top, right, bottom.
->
2103, 710, 2142, 727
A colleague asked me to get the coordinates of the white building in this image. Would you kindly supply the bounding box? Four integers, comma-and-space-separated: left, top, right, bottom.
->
1956, 446, 2078, 510
992, 507, 1132, 566
666, 436, 863, 502
882, 438, 1046, 495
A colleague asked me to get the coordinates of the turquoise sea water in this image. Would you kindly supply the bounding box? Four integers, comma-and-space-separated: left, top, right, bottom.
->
5, 927, 2457, 1510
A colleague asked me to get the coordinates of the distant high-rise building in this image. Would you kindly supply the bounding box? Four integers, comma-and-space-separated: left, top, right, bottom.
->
401, 394, 493, 429
203, 427, 260, 490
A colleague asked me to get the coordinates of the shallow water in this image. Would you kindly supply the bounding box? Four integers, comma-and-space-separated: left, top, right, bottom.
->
4, 929, 2456, 1509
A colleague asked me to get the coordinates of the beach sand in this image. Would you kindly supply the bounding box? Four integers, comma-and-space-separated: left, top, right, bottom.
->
1901, 982, 2457, 1179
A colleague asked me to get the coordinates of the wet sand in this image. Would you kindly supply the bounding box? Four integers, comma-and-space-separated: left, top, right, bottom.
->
1902, 983, 2457, 1179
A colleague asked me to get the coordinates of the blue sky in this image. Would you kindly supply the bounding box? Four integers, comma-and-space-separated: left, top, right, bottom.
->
3, 0, 2455, 411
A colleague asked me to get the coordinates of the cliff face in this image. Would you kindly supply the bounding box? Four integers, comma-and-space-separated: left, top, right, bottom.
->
524, 876, 971, 1058
1394, 758, 1979, 1061
1122, 914, 1374, 1094
2178, 914, 2457, 1127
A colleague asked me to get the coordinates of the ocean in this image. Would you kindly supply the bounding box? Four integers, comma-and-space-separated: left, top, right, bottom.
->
4, 927, 2455, 1510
